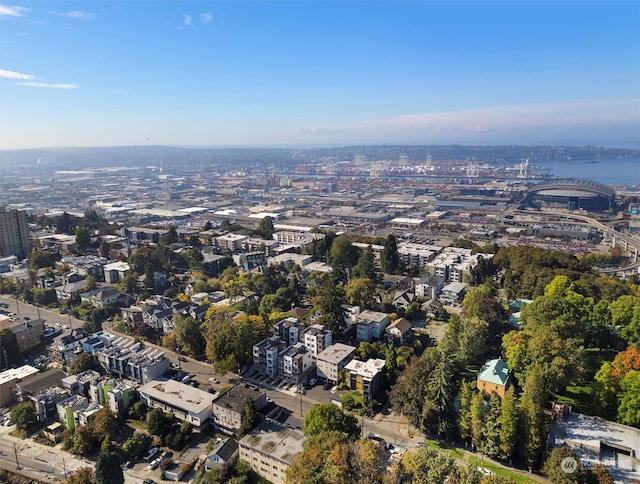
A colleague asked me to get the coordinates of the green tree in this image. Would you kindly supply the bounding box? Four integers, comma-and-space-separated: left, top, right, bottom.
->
389, 351, 438, 430
424, 355, 457, 438
84, 275, 97, 292
498, 386, 519, 462
302, 403, 360, 440
68, 352, 97, 375
617, 370, 640, 427
206, 310, 267, 373
73, 424, 98, 456
187, 234, 202, 247
75, 226, 91, 254
402, 446, 459, 483
238, 398, 259, 438
121, 434, 146, 458
99, 239, 111, 259
381, 234, 400, 275
173, 314, 206, 357
345, 277, 377, 310
258, 216, 274, 239
147, 407, 174, 437
542, 447, 586, 483
353, 245, 378, 281
93, 407, 120, 439
10, 401, 36, 429
162, 225, 178, 244
314, 275, 346, 332
95, 450, 124, 484
457, 381, 476, 443
63, 467, 96, 484
328, 235, 358, 279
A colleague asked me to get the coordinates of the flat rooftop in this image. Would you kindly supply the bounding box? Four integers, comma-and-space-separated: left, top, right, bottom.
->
239, 420, 305, 465
139, 378, 215, 415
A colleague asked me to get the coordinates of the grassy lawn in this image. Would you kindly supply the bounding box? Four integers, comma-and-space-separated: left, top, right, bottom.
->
472, 459, 539, 483
424, 439, 465, 460
423, 440, 539, 483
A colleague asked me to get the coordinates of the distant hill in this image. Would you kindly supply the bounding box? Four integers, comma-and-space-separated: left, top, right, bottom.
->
0, 144, 637, 171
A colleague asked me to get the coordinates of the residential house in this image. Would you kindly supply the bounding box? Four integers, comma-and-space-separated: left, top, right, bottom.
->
421, 299, 443, 318
0, 365, 41, 406
386, 317, 411, 343
205, 437, 239, 471
80, 286, 125, 308
477, 359, 511, 398
392, 290, 415, 311
301, 324, 332, 360
281, 343, 312, 384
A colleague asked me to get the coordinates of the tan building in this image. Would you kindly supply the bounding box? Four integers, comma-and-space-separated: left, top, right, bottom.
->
0, 365, 40, 406
0, 209, 31, 259
238, 420, 305, 484
0, 317, 45, 354
477, 359, 511, 398
212, 384, 267, 434
316, 343, 356, 384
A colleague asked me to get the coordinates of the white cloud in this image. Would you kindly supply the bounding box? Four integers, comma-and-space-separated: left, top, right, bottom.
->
200, 12, 212, 24
177, 14, 193, 30
58, 11, 95, 20
15, 81, 78, 89
0, 68, 35, 80
0, 5, 28, 17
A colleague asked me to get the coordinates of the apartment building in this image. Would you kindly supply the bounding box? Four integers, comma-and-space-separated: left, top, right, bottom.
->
0, 209, 31, 259
281, 343, 312, 383
96, 336, 170, 383
302, 324, 333, 359
355, 310, 390, 342
316, 343, 356, 384
344, 358, 385, 399
212, 384, 267, 434
238, 420, 305, 484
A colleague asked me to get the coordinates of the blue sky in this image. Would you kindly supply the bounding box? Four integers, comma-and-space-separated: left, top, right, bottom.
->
1, 1, 639, 149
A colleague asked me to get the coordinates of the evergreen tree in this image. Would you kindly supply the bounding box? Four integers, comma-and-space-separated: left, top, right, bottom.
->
353, 245, 378, 281
238, 398, 259, 438
498, 386, 519, 462
95, 451, 124, 484
381, 234, 400, 274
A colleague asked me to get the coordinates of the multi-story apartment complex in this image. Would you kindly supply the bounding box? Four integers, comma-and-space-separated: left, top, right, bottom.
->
344, 358, 385, 400
212, 384, 267, 434
253, 336, 289, 378
302, 324, 333, 359
95, 336, 170, 383
0, 209, 31, 259
397, 242, 441, 268
0, 317, 45, 354
238, 420, 305, 484
281, 343, 312, 383
316, 343, 356, 384
355, 310, 390, 342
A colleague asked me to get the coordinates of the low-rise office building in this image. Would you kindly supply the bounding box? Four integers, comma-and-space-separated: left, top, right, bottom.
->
139, 378, 215, 428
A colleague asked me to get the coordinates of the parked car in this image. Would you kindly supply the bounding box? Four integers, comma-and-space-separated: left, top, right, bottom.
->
147, 458, 161, 470
208, 377, 219, 384
309, 378, 318, 386
143, 447, 158, 461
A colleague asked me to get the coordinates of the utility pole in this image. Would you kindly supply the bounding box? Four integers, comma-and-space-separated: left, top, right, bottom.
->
299, 385, 303, 417
13, 442, 20, 470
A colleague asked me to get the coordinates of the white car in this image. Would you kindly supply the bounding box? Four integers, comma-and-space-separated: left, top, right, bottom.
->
147, 458, 161, 470
208, 377, 219, 384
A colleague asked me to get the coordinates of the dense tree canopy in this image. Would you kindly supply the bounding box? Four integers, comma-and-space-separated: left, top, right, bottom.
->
302, 403, 360, 440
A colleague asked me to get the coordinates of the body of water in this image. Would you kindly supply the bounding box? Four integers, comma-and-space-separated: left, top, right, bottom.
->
536, 158, 640, 187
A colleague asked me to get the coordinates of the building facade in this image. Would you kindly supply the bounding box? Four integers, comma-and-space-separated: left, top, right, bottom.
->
0, 209, 31, 259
